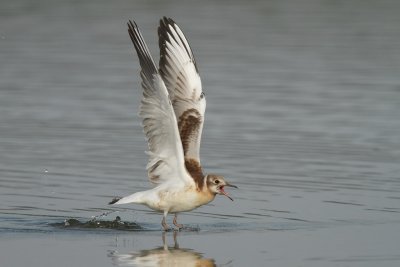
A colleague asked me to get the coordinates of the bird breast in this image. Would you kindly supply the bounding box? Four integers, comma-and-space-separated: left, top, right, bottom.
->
151, 185, 215, 213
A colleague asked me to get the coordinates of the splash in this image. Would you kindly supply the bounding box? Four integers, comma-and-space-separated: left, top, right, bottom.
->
52, 216, 143, 231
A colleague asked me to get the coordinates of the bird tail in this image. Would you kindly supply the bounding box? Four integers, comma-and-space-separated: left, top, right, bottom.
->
110, 192, 145, 205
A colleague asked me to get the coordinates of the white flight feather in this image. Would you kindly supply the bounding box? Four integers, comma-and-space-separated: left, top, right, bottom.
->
126, 21, 194, 187
141, 72, 194, 186
159, 18, 206, 163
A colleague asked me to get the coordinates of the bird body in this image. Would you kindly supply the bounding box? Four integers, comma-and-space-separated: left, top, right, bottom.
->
115, 180, 215, 214
112, 17, 237, 230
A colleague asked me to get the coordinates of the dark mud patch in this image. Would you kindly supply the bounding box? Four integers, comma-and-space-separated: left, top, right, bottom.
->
51, 216, 143, 231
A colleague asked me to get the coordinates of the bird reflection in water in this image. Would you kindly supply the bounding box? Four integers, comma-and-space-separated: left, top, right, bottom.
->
109, 231, 216, 267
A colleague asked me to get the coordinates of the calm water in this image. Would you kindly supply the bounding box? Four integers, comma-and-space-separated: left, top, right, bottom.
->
1, 0, 400, 266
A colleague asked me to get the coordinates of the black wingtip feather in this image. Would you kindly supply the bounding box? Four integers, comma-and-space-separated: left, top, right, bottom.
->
157, 17, 199, 73
127, 19, 158, 82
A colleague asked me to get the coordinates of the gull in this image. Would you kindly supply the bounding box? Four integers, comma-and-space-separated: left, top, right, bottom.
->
110, 17, 237, 231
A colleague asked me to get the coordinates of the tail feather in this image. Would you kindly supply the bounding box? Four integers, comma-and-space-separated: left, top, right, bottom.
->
109, 197, 122, 205
111, 192, 144, 205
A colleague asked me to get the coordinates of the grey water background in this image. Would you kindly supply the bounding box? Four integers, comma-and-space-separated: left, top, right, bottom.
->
1, 0, 400, 266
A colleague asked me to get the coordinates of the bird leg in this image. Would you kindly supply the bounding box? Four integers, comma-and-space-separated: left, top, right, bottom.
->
162, 211, 170, 231
173, 214, 183, 229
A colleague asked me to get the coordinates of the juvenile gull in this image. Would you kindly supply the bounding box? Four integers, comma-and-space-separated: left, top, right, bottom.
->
111, 17, 237, 231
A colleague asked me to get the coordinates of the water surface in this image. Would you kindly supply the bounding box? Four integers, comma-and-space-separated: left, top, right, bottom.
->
1, 0, 400, 266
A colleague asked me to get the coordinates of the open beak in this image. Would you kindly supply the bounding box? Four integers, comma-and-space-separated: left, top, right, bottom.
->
220, 183, 238, 201
226, 182, 238, 189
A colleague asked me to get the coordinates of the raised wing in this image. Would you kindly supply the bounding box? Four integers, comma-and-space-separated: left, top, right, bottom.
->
127, 20, 194, 186
158, 17, 206, 184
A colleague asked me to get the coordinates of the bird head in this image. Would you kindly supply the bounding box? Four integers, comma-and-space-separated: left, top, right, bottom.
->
206, 174, 238, 201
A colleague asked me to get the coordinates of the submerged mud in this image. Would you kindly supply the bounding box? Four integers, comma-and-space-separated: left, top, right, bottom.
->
52, 216, 143, 231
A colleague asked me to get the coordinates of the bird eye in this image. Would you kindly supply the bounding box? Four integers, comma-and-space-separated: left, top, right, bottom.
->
215, 180, 220, 184
200, 92, 205, 99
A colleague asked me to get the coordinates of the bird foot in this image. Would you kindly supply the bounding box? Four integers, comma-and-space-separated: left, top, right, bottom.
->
173, 223, 184, 230
173, 216, 184, 230
162, 220, 171, 231
162, 225, 171, 231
